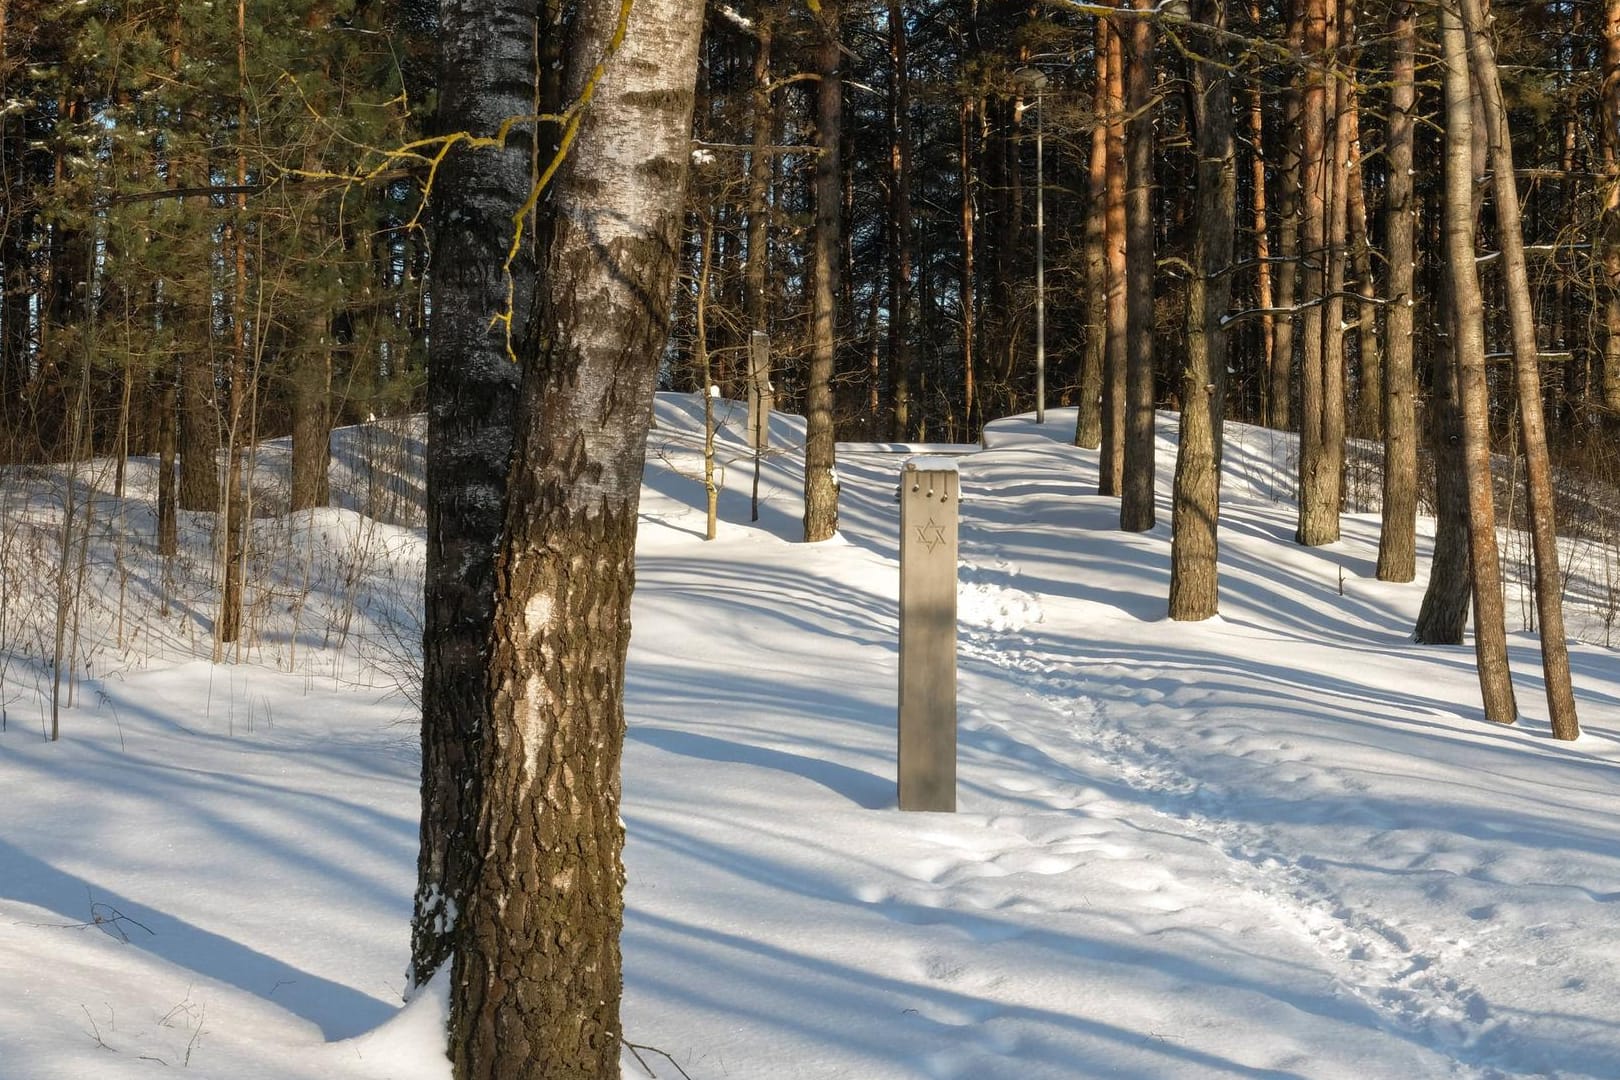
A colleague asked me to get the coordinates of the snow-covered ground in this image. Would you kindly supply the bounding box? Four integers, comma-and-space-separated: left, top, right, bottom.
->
3, 395, 1619, 1078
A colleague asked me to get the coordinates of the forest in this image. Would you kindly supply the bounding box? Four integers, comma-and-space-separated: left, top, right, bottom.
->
4, 0, 1620, 1077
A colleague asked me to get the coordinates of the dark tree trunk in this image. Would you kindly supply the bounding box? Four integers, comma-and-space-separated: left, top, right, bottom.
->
1602, 0, 1620, 415
178, 344, 218, 512
1268, 2, 1305, 431
1120, 2, 1156, 533
887, 0, 914, 441
448, 2, 703, 1075
157, 371, 178, 558
1170, 0, 1235, 621
290, 310, 332, 512
412, 0, 532, 990
1076, 18, 1107, 451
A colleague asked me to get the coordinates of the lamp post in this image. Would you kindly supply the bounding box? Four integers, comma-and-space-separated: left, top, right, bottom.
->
1016, 66, 1048, 424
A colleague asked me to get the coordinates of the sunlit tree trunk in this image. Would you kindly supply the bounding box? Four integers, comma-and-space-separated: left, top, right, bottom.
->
1170, 0, 1235, 620
449, 1, 703, 1075
1099, 17, 1127, 496
804, 0, 842, 542
1439, 0, 1516, 725
1377, 0, 1418, 583
1460, 0, 1578, 739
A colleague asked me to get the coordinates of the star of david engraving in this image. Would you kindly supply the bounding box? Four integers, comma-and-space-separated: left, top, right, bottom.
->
915, 518, 947, 553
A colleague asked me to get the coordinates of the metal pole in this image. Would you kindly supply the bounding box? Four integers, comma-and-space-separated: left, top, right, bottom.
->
1034, 86, 1046, 424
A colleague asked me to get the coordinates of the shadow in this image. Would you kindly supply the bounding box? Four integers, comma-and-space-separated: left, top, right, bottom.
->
631, 725, 891, 809
0, 838, 395, 1040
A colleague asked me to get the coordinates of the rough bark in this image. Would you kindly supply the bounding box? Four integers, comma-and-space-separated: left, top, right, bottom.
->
803, 0, 842, 542
1346, 95, 1381, 439
1376, 0, 1418, 583
1100, 17, 1127, 496
960, 93, 978, 432
1460, 0, 1578, 739
449, 1, 703, 1076
290, 310, 332, 512
1170, 0, 1235, 621
1120, 1, 1156, 533
1295, 0, 1343, 546
1246, 5, 1273, 426
412, 0, 533, 989
1602, 0, 1620, 414
178, 345, 218, 512
1268, 3, 1305, 431
1438, 0, 1516, 725
887, 0, 914, 440
1074, 19, 1108, 451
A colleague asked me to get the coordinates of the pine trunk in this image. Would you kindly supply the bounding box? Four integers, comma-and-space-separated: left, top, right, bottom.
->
1438, 0, 1516, 725
1075, 17, 1108, 451
1170, 0, 1235, 620
1100, 19, 1128, 496
290, 310, 332, 512
1120, 3, 1156, 532
1377, 0, 1418, 583
1460, 0, 1578, 739
887, 0, 914, 440
804, 0, 842, 542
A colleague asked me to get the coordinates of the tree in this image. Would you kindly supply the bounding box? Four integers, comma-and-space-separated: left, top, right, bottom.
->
1439, 0, 1516, 725
1375, 0, 1418, 583
1099, 16, 1128, 497
1075, 16, 1108, 452
803, 0, 842, 542
1459, 0, 1579, 739
1119, 0, 1156, 532
446, 0, 704, 1075
1169, 0, 1236, 620
412, 0, 531, 989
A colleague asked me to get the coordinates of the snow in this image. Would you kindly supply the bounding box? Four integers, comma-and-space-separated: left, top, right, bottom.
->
4, 396, 1620, 1078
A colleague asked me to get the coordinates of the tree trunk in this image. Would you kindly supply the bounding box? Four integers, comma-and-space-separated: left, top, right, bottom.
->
1076, 18, 1108, 451
1120, 2, 1156, 533
1438, 0, 1516, 725
1601, 0, 1620, 415
1460, 0, 1578, 740
1295, 0, 1343, 546
1247, 8, 1273, 427
449, 1, 702, 1076
1346, 94, 1381, 440
803, 0, 842, 542
1377, 0, 1418, 583
1099, 17, 1128, 497
960, 94, 978, 433
412, 0, 532, 990
887, 0, 914, 441
1170, 0, 1235, 621
157, 371, 178, 558
290, 310, 332, 512
1268, 3, 1305, 431
178, 345, 218, 512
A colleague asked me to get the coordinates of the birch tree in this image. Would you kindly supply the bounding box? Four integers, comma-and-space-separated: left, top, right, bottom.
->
447, 0, 704, 1075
